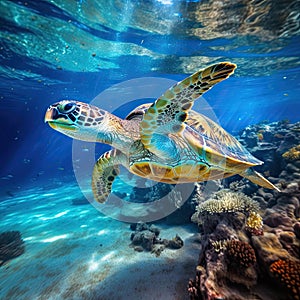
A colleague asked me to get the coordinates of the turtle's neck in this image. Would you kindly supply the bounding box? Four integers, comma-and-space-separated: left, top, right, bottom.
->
96, 112, 140, 154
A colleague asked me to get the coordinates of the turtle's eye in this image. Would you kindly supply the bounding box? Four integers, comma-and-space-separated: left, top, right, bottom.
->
58, 102, 76, 114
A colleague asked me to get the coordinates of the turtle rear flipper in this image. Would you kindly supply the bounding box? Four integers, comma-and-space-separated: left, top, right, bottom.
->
92, 149, 127, 203
239, 168, 280, 192
140, 62, 236, 156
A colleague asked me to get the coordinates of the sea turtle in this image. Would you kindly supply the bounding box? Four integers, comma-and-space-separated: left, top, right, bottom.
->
45, 62, 279, 203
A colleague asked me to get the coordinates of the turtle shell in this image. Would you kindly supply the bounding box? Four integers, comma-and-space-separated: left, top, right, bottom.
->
184, 110, 262, 167
126, 104, 262, 184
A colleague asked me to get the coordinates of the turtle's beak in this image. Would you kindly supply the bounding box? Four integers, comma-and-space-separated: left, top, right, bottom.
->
44, 108, 54, 123
44, 107, 77, 131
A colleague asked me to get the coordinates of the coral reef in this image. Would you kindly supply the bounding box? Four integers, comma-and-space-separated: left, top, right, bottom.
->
130, 222, 183, 256
0, 231, 25, 266
283, 145, 300, 161
188, 189, 260, 299
188, 120, 300, 300
191, 189, 261, 234
269, 259, 300, 300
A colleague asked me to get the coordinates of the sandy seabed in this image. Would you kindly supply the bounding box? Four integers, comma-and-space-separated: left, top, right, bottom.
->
0, 183, 199, 300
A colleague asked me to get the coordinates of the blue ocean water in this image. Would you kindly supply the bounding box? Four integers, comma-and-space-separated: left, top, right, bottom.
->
1, 0, 300, 189
0, 1, 300, 299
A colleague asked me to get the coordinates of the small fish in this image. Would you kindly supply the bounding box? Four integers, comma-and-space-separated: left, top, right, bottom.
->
257, 132, 264, 141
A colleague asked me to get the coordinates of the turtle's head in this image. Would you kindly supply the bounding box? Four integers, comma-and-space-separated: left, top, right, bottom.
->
45, 100, 109, 142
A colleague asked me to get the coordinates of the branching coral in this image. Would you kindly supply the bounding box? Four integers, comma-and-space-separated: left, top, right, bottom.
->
282, 145, 300, 161
225, 240, 256, 268
269, 259, 300, 300
245, 211, 263, 236
211, 239, 229, 253
193, 190, 259, 217
0, 231, 25, 266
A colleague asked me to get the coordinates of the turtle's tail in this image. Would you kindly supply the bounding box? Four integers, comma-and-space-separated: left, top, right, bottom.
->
239, 167, 280, 192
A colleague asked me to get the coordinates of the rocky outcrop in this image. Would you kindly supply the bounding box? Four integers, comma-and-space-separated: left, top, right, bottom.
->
129, 221, 183, 256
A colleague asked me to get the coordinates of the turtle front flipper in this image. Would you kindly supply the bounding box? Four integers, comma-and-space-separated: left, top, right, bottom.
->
92, 149, 128, 203
140, 62, 236, 155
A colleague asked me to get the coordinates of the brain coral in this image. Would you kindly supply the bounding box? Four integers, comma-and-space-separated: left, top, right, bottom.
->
226, 240, 256, 268
270, 259, 300, 300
